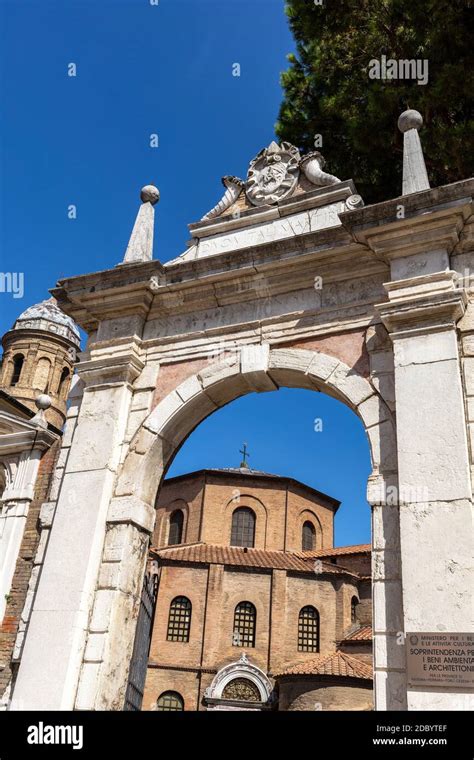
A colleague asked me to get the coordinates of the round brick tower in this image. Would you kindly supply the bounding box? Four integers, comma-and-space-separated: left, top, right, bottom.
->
0, 297, 80, 429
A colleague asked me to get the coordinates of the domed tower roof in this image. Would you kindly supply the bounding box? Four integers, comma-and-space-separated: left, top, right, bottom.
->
1, 297, 80, 428
13, 298, 80, 347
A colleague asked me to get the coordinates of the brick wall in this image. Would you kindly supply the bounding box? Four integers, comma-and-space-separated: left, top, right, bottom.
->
285, 485, 335, 551
334, 553, 371, 575
339, 643, 372, 664
281, 329, 370, 378
144, 666, 202, 712
151, 359, 209, 410
143, 560, 368, 710
278, 676, 373, 711
144, 470, 370, 712
277, 573, 343, 671
154, 473, 205, 547
155, 472, 336, 553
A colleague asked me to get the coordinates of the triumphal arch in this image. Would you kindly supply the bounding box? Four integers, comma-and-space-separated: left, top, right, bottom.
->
11, 111, 474, 711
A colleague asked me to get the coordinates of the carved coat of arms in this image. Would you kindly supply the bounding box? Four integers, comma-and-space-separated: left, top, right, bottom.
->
245, 141, 300, 206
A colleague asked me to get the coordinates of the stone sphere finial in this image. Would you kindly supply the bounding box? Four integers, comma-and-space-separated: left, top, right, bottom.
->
140, 184, 160, 205
35, 393, 52, 411
398, 109, 423, 133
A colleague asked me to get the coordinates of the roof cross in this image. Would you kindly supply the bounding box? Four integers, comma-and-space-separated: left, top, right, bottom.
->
239, 442, 250, 469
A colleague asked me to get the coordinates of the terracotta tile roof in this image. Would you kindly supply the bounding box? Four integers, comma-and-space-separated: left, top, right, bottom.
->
150, 543, 360, 577
342, 625, 373, 642
274, 651, 373, 680
294, 543, 371, 559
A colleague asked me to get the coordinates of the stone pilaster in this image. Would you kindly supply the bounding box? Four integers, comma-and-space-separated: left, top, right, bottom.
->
11, 343, 144, 710
377, 272, 473, 710
268, 568, 288, 675
200, 564, 223, 671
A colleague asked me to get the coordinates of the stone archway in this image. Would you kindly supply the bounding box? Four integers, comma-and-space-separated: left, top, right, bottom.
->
9, 160, 473, 715
116, 347, 396, 502
83, 346, 402, 711
204, 653, 274, 710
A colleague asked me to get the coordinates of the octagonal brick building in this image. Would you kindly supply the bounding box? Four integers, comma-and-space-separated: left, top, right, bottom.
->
142, 466, 373, 711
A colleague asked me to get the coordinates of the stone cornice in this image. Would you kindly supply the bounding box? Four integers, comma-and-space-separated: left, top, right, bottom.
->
340, 179, 474, 261
0, 411, 59, 455
187, 180, 358, 239
52, 230, 383, 334
76, 348, 145, 388
49, 178, 473, 339
107, 495, 155, 533
376, 289, 467, 335
52, 280, 155, 332
147, 249, 386, 322
87, 307, 375, 368
146, 307, 376, 359
0, 428, 58, 456
341, 179, 473, 229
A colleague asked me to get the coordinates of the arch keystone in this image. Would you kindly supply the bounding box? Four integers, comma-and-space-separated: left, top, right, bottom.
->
240, 343, 276, 392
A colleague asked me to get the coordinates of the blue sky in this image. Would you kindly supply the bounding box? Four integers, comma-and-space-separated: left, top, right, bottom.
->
168, 389, 372, 547
0, 0, 371, 543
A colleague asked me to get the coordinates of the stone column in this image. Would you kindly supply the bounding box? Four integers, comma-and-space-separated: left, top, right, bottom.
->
378, 271, 473, 710
74, 356, 160, 711
11, 345, 144, 710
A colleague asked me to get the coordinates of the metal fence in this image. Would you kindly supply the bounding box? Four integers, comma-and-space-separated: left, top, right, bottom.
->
123, 571, 158, 711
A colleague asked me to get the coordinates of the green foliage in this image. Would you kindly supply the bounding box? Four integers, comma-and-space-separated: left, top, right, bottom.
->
276, 0, 473, 202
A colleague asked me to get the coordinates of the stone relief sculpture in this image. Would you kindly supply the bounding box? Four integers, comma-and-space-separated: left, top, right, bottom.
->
345, 193, 364, 210
245, 140, 301, 206
201, 175, 244, 221
299, 150, 340, 186
201, 141, 342, 220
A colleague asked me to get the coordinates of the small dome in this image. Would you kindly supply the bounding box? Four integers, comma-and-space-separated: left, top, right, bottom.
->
14, 298, 81, 347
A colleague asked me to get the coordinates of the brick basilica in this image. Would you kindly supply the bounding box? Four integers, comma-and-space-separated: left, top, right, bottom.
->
143, 466, 373, 711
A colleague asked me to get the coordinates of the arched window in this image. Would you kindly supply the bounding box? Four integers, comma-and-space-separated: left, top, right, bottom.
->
351, 596, 359, 624
167, 596, 191, 642
10, 354, 24, 386
33, 357, 51, 392
233, 601, 256, 648
156, 691, 184, 711
302, 521, 316, 551
298, 605, 319, 652
168, 510, 184, 546
58, 367, 70, 397
230, 507, 256, 548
